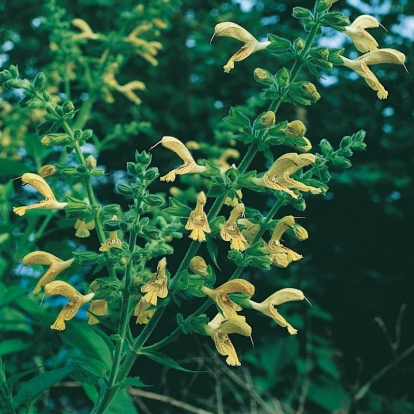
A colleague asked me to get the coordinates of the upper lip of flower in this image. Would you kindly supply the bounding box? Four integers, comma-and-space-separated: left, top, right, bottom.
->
211, 22, 270, 73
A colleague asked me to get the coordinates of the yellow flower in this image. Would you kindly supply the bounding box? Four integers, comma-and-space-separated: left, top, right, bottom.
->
134, 297, 156, 324
87, 299, 108, 325
202, 279, 255, 320
13, 173, 67, 216
344, 15, 384, 53
340, 48, 407, 99
125, 24, 163, 66
23, 251, 74, 294
249, 288, 306, 335
99, 215, 122, 251
150, 136, 206, 182
74, 218, 95, 238
44, 281, 95, 331
38, 165, 56, 178
252, 153, 321, 198
185, 191, 211, 242
211, 22, 270, 73
140, 257, 168, 305
220, 203, 248, 251
204, 313, 252, 366
71, 18, 99, 41
102, 62, 146, 104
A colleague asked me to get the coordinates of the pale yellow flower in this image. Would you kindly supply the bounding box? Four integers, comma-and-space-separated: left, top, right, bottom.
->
185, 192, 211, 242
151, 136, 206, 182
344, 15, 384, 53
74, 218, 95, 238
87, 299, 108, 325
340, 48, 407, 99
134, 297, 156, 324
99, 215, 122, 251
23, 251, 74, 294
204, 313, 252, 366
211, 22, 270, 73
44, 281, 95, 331
249, 288, 306, 335
140, 257, 168, 305
71, 18, 99, 41
13, 173, 67, 216
252, 153, 321, 198
102, 62, 146, 104
220, 203, 248, 251
202, 279, 255, 320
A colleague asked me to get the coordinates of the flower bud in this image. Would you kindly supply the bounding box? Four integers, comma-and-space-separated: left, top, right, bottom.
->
86, 155, 97, 169
38, 165, 56, 178
286, 120, 306, 137
301, 83, 321, 101
294, 38, 305, 50
253, 68, 274, 85
190, 256, 208, 276
259, 111, 276, 127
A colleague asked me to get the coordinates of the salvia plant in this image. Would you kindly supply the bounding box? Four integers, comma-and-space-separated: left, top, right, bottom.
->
0, 0, 407, 413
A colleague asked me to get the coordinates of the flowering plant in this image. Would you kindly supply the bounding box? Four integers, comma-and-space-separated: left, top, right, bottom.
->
0, 0, 408, 412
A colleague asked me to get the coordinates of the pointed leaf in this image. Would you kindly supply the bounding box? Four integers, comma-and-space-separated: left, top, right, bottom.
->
139, 350, 203, 373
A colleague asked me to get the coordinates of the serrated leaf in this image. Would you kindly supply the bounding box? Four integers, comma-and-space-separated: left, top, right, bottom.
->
14, 366, 74, 407
223, 107, 250, 128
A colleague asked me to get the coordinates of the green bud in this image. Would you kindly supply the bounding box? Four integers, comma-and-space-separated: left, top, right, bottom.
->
117, 183, 134, 198
41, 133, 73, 147
42, 90, 52, 102
38, 165, 56, 178
62, 100, 75, 114
301, 82, 321, 101
33, 72, 46, 91
294, 38, 305, 50
144, 194, 164, 207
26, 98, 45, 109
141, 225, 160, 240
253, 68, 274, 85
331, 156, 352, 168
319, 139, 334, 156
135, 150, 152, 165
9, 65, 19, 78
0, 70, 12, 80
292, 7, 313, 19
144, 168, 159, 181
86, 155, 97, 169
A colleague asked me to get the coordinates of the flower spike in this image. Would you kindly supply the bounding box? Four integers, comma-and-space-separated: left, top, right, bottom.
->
211, 22, 270, 73
185, 191, 211, 242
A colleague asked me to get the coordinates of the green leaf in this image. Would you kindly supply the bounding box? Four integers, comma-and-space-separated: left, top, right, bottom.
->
14, 366, 74, 407
140, 350, 202, 373
0, 339, 31, 357
163, 197, 192, 217
267, 34, 291, 50
71, 356, 108, 379
207, 184, 227, 198
200, 159, 221, 177
206, 238, 221, 270
118, 376, 152, 388
223, 107, 250, 128
275, 67, 290, 88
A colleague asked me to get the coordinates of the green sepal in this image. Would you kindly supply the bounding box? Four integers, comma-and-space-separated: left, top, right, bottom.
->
223, 107, 250, 128
275, 67, 290, 88
200, 159, 221, 177
331, 155, 352, 169
163, 197, 192, 217
267, 34, 291, 50
244, 207, 263, 224
144, 194, 165, 207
